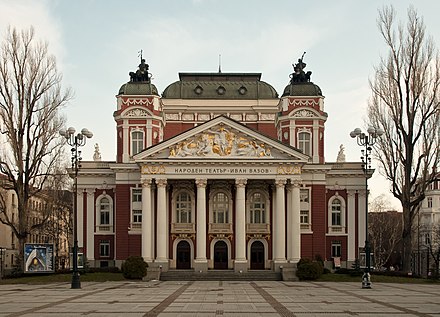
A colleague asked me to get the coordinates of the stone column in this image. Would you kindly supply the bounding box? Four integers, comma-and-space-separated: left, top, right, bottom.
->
122, 125, 129, 162
273, 178, 287, 269
85, 189, 95, 262
290, 178, 301, 263
155, 178, 168, 269
235, 178, 247, 272
77, 190, 85, 247
347, 190, 356, 262
141, 178, 153, 263
194, 178, 208, 272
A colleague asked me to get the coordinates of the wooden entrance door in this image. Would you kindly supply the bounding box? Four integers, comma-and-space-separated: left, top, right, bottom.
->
214, 241, 228, 269
250, 241, 265, 270
176, 240, 191, 269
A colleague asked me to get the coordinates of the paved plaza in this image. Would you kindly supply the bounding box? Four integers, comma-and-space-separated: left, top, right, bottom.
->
0, 280, 439, 316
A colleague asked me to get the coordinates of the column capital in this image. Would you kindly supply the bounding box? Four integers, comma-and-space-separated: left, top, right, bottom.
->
142, 178, 152, 188
85, 188, 95, 196
290, 177, 302, 188
347, 189, 357, 197
195, 178, 207, 188
274, 178, 287, 188
235, 178, 247, 188
155, 178, 167, 188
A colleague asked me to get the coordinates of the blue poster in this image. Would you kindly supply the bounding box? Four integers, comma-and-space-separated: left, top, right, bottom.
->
24, 243, 54, 273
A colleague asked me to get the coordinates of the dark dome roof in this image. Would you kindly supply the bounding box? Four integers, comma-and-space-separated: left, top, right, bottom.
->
281, 82, 322, 97
162, 73, 278, 99
118, 82, 159, 96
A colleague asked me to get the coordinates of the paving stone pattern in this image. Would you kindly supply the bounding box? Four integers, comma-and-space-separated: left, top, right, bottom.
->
0, 281, 439, 316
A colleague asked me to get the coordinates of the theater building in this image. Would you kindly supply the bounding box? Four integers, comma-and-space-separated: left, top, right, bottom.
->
76, 57, 369, 274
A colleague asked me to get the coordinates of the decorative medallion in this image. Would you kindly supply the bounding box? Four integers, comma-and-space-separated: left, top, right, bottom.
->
217, 86, 226, 95
194, 85, 203, 95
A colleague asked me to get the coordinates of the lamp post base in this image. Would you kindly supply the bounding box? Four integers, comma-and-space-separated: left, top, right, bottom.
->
362, 272, 371, 289
71, 271, 81, 289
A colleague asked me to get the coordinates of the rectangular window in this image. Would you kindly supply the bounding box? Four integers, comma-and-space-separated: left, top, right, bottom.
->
133, 210, 142, 223
427, 197, 433, 208
300, 210, 309, 224
332, 212, 341, 226
131, 131, 144, 155
331, 241, 342, 257
132, 189, 142, 202
298, 132, 311, 156
100, 240, 110, 257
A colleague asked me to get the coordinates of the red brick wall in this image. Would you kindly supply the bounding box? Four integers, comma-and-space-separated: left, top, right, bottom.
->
310, 185, 327, 259
114, 184, 131, 260
164, 123, 194, 139
257, 123, 277, 139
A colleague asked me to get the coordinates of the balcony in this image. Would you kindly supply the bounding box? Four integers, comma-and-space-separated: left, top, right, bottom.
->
246, 223, 270, 234
301, 223, 312, 231
171, 223, 195, 234
96, 225, 113, 233
328, 226, 346, 234
130, 223, 142, 231
209, 223, 233, 234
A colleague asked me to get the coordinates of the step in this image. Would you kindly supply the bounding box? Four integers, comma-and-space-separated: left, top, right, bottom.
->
160, 269, 282, 281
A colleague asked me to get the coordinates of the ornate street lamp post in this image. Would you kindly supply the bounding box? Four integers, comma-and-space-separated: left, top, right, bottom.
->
350, 127, 383, 289
60, 127, 93, 289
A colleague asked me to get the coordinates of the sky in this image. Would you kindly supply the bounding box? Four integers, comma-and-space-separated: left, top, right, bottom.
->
1, 0, 440, 210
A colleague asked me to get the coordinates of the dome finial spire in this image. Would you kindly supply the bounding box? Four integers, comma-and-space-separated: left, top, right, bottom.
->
218, 54, 222, 73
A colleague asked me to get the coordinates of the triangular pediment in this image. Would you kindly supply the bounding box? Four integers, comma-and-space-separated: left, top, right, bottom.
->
134, 116, 309, 162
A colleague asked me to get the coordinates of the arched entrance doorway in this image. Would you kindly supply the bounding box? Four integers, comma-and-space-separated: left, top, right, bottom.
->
214, 240, 228, 269
176, 240, 191, 269
250, 241, 265, 270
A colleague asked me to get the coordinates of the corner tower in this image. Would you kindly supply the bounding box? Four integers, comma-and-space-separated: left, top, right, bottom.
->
276, 54, 327, 163
114, 58, 164, 163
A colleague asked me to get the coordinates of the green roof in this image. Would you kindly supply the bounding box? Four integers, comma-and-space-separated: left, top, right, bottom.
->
162, 72, 278, 99
118, 82, 159, 96
281, 82, 322, 97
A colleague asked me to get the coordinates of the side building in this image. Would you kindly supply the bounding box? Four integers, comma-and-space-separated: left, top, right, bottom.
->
77, 58, 370, 274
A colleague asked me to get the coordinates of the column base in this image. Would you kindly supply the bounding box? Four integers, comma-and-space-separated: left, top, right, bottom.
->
234, 260, 248, 273
153, 260, 169, 272
272, 260, 287, 272
194, 259, 208, 273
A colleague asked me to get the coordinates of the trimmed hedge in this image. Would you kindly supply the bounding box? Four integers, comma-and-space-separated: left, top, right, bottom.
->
121, 256, 148, 279
296, 258, 323, 280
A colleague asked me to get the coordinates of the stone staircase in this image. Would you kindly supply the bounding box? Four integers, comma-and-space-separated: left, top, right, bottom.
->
159, 269, 282, 281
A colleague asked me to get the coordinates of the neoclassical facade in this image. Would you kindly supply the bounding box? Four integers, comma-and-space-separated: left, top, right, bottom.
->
76, 58, 369, 273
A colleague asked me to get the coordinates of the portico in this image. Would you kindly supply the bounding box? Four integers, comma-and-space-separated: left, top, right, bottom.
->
135, 116, 308, 272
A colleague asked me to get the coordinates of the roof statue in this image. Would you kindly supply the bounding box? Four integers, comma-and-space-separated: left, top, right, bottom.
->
129, 49, 151, 83
93, 143, 102, 161
336, 144, 346, 162
290, 52, 312, 84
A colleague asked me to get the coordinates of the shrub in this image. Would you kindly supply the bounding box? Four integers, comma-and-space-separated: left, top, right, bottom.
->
296, 258, 323, 280
121, 256, 148, 279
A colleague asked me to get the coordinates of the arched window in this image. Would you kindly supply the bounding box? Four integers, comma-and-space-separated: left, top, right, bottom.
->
213, 192, 229, 223
331, 199, 342, 226
250, 192, 265, 223
176, 192, 192, 223
100, 197, 110, 225
328, 195, 346, 234
96, 195, 113, 232
131, 130, 144, 155
298, 131, 311, 156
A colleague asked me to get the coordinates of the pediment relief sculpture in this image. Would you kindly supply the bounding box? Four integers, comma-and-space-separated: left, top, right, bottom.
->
169, 126, 272, 158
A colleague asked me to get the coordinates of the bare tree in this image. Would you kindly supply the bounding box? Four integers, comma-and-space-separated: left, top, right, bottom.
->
368, 195, 402, 269
0, 26, 71, 273
367, 6, 440, 272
